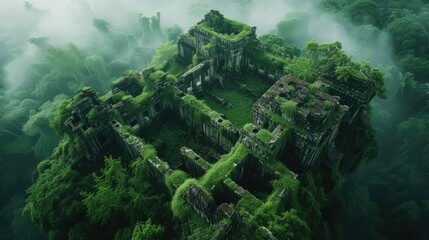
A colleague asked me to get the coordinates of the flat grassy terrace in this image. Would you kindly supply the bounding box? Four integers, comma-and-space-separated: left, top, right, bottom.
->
201, 72, 272, 128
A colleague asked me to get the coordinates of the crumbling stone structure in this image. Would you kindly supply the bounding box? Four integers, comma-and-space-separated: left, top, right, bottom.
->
111, 73, 142, 97
252, 75, 348, 167
179, 60, 213, 93
63, 11, 378, 239
64, 88, 117, 168
177, 10, 257, 73
322, 76, 375, 126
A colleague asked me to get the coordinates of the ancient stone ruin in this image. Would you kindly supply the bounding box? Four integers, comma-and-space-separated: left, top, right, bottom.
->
63, 10, 379, 239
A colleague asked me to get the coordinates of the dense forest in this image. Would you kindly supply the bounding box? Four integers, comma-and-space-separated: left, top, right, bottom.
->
313, 1, 429, 239
0, 0, 428, 239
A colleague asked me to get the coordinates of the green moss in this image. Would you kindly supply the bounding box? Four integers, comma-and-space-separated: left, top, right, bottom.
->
112, 91, 126, 103
221, 119, 232, 128
182, 95, 212, 113
130, 87, 157, 111
256, 129, 275, 143
164, 60, 186, 77
262, 108, 308, 135
171, 179, 199, 219
87, 108, 96, 120
140, 144, 157, 160
122, 70, 139, 77
165, 170, 190, 195
286, 85, 295, 92
99, 93, 112, 102
123, 125, 134, 134
85, 127, 95, 135
237, 193, 263, 214
147, 41, 177, 70
149, 70, 165, 82
205, 42, 216, 50
243, 123, 254, 132
323, 100, 333, 110
304, 99, 316, 108
200, 143, 249, 190
254, 52, 287, 69
122, 95, 132, 101
275, 97, 297, 118
309, 81, 322, 91
199, 18, 252, 41
181, 94, 221, 122
335, 65, 369, 82
253, 173, 300, 226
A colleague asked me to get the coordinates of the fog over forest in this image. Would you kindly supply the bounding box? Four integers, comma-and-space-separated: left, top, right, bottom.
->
1, 0, 428, 239
0, 0, 392, 88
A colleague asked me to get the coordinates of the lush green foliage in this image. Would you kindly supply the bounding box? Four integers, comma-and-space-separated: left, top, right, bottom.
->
276, 96, 297, 118
268, 209, 311, 240
165, 170, 190, 194
202, 73, 271, 127
284, 57, 314, 82
83, 157, 128, 225
3, 2, 428, 239
131, 219, 165, 240
302, 40, 386, 98
25, 141, 171, 238
256, 129, 275, 142
200, 143, 249, 189
166, 25, 183, 41
274, 13, 311, 47
171, 179, 198, 219
147, 42, 177, 70
199, 10, 253, 40
315, 0, 429, 239
259, 34, 300, 58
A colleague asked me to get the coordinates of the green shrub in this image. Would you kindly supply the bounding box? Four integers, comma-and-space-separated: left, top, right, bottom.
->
165, 170, 190, 194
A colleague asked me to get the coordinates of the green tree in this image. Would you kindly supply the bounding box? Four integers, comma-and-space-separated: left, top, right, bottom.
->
83, 157, 129, 225
22, 95, 67, 159
303, 41, 386, 98
348, 0, 382, 26
93, 18, 110, 33
131, 219, 164, 240
275, 13, 311, 47
386, 16, 429, 57
398, 55, 429, 82
259, 34, 300, 58
84, 55, 110, 90
25, 159, 89, 236
268, 209, 311, 240
32, 44, 86, 100
284, 57, 314, 82
166, 25, 183, 42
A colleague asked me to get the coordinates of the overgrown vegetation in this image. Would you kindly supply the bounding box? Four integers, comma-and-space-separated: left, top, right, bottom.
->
2, 1, 426, 239
200, 143, 249, 189
310, 1, 429, 239
199, 10, 253, 40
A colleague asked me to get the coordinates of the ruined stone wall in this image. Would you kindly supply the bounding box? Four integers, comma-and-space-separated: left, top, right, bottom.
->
111, 74, 142, 97
179, 60, 213, 93
185, 184, 217, 223
181, 147, 210, 178
173, 94, 240, 152
251, 76, 348, 168
322, 77, 375, 126
177, 34, 197, 64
